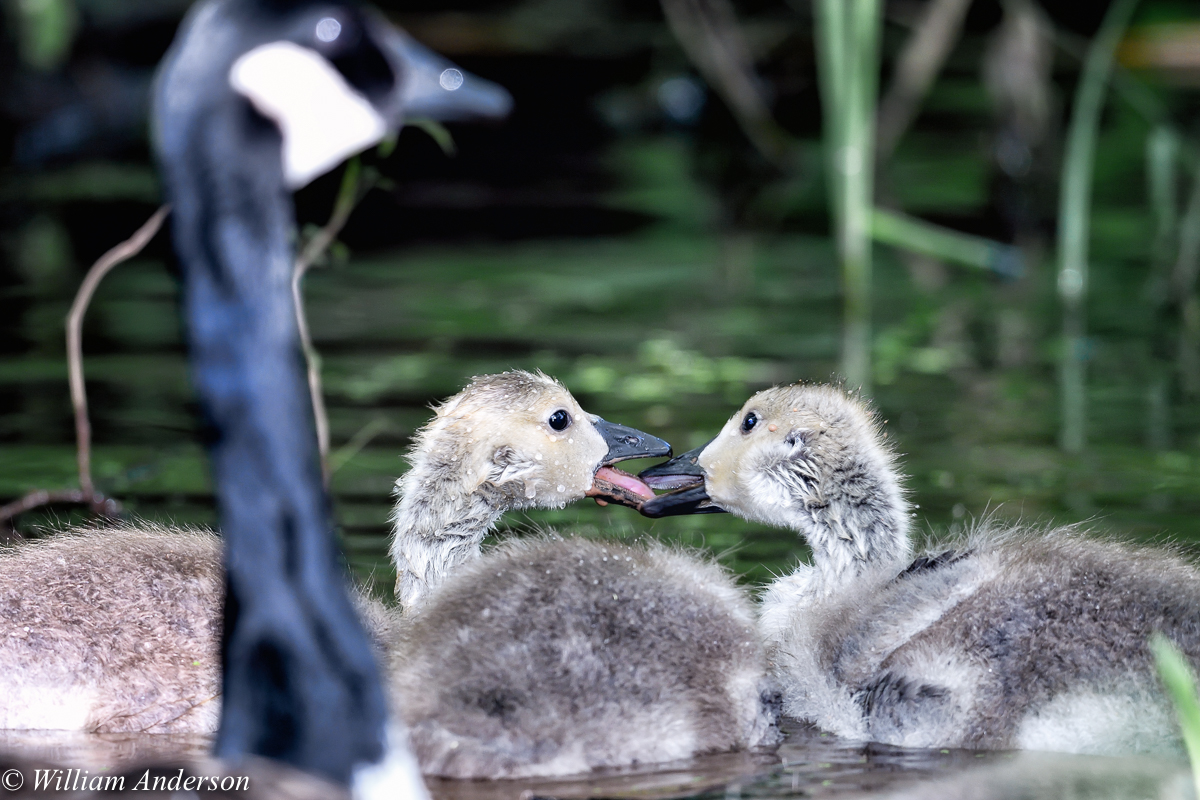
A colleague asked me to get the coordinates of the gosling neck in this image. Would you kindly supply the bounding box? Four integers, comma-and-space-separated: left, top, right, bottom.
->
790, 457, 911, 589
390, 441, 527, 610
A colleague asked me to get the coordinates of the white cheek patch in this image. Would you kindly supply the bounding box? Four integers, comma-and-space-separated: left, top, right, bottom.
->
229, 41, 388, 189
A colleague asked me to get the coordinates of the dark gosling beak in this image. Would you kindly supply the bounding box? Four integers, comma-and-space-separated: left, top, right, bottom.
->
587, 420, 671, 510
594, 419, 672, 465
637, 441, 726, 517
638, 442, 709, 490
640, 484, 725, 518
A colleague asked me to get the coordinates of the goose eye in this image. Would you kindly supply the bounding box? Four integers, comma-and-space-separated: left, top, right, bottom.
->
740, 412, 758, 433
548, 409, 572, 431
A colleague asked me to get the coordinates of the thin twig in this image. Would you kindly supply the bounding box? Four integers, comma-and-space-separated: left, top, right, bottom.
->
293, 267, 332, 485
0, 489, 120, 523
293, 159, 373, 483
875, 0, 971, 163
329, 417, 395, 476
659, 0, 793, 165
67, 204, 171, 496
295, 160, 363, 275
0, 208, 165, 527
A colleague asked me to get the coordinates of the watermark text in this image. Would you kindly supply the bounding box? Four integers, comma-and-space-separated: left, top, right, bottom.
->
1, 767, 251, 792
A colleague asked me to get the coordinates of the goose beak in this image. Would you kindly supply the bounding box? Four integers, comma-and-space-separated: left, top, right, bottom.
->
640, 485, 725, 517
638, 442, 709, 490
636, 442, 727, 517
380, 26, 513, 121
586, 420, 671, 510
593, 419, 672, 465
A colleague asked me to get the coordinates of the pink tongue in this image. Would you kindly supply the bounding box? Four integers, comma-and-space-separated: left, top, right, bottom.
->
595, 467, 656, 500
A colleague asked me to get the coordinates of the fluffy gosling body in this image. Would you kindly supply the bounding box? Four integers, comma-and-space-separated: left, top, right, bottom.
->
646, 383, 1200, 755
392, 536, 778, 778
0, 527, 222, 733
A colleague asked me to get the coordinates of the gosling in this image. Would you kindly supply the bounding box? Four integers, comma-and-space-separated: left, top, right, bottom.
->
641, 382, 1200, 756
392, 535, 777, 778
387, 370, 779, 777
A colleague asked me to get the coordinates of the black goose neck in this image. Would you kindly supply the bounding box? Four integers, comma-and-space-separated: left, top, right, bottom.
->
153, 0, 388, 785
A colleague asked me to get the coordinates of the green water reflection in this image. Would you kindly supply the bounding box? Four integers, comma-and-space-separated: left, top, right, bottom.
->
4, 197, 1200, 597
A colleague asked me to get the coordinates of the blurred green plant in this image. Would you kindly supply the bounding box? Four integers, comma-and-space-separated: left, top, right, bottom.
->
873, 310, 965, 386
1152, 634, 1200, 800
339, 355, 433, 402
654, 0, 1027, 397
1145, 125, 1181, 451
1056, 0, 1139, 454
294, 146, 401, 480
1170, 153, 1200, 398
570, 338, 770, 406
15, 215, 73, 294
407, 119, 457, 157
872, 209, 1023, 278
329, 417, 397, 475
607, 138, 718, 231
813, 0, 881, 396
1, 164, 161, 204
1147, 126, 1181, 270
7, 0, 78, 71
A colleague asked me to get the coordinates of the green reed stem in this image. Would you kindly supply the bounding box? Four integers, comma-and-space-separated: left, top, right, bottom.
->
814, 0, 881, 394
1147, 126, 1181, 263
871, 208, 1023, 278
1057, 0, 1139, 454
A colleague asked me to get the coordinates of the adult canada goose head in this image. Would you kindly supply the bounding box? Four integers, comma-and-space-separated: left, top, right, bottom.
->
156, 0, 511, 189
151, 0, 510, 791
640, 384, 911, 583
391, 370, 671, 609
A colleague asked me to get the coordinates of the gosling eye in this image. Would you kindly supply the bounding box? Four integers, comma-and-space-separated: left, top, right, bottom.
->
740, 412, 759, 433
548, 409, 572, 432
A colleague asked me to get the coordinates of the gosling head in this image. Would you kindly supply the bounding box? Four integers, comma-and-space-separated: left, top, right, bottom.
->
391, 370, 669, 608
640, 383, 910, 580
400, 370, 668, 510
